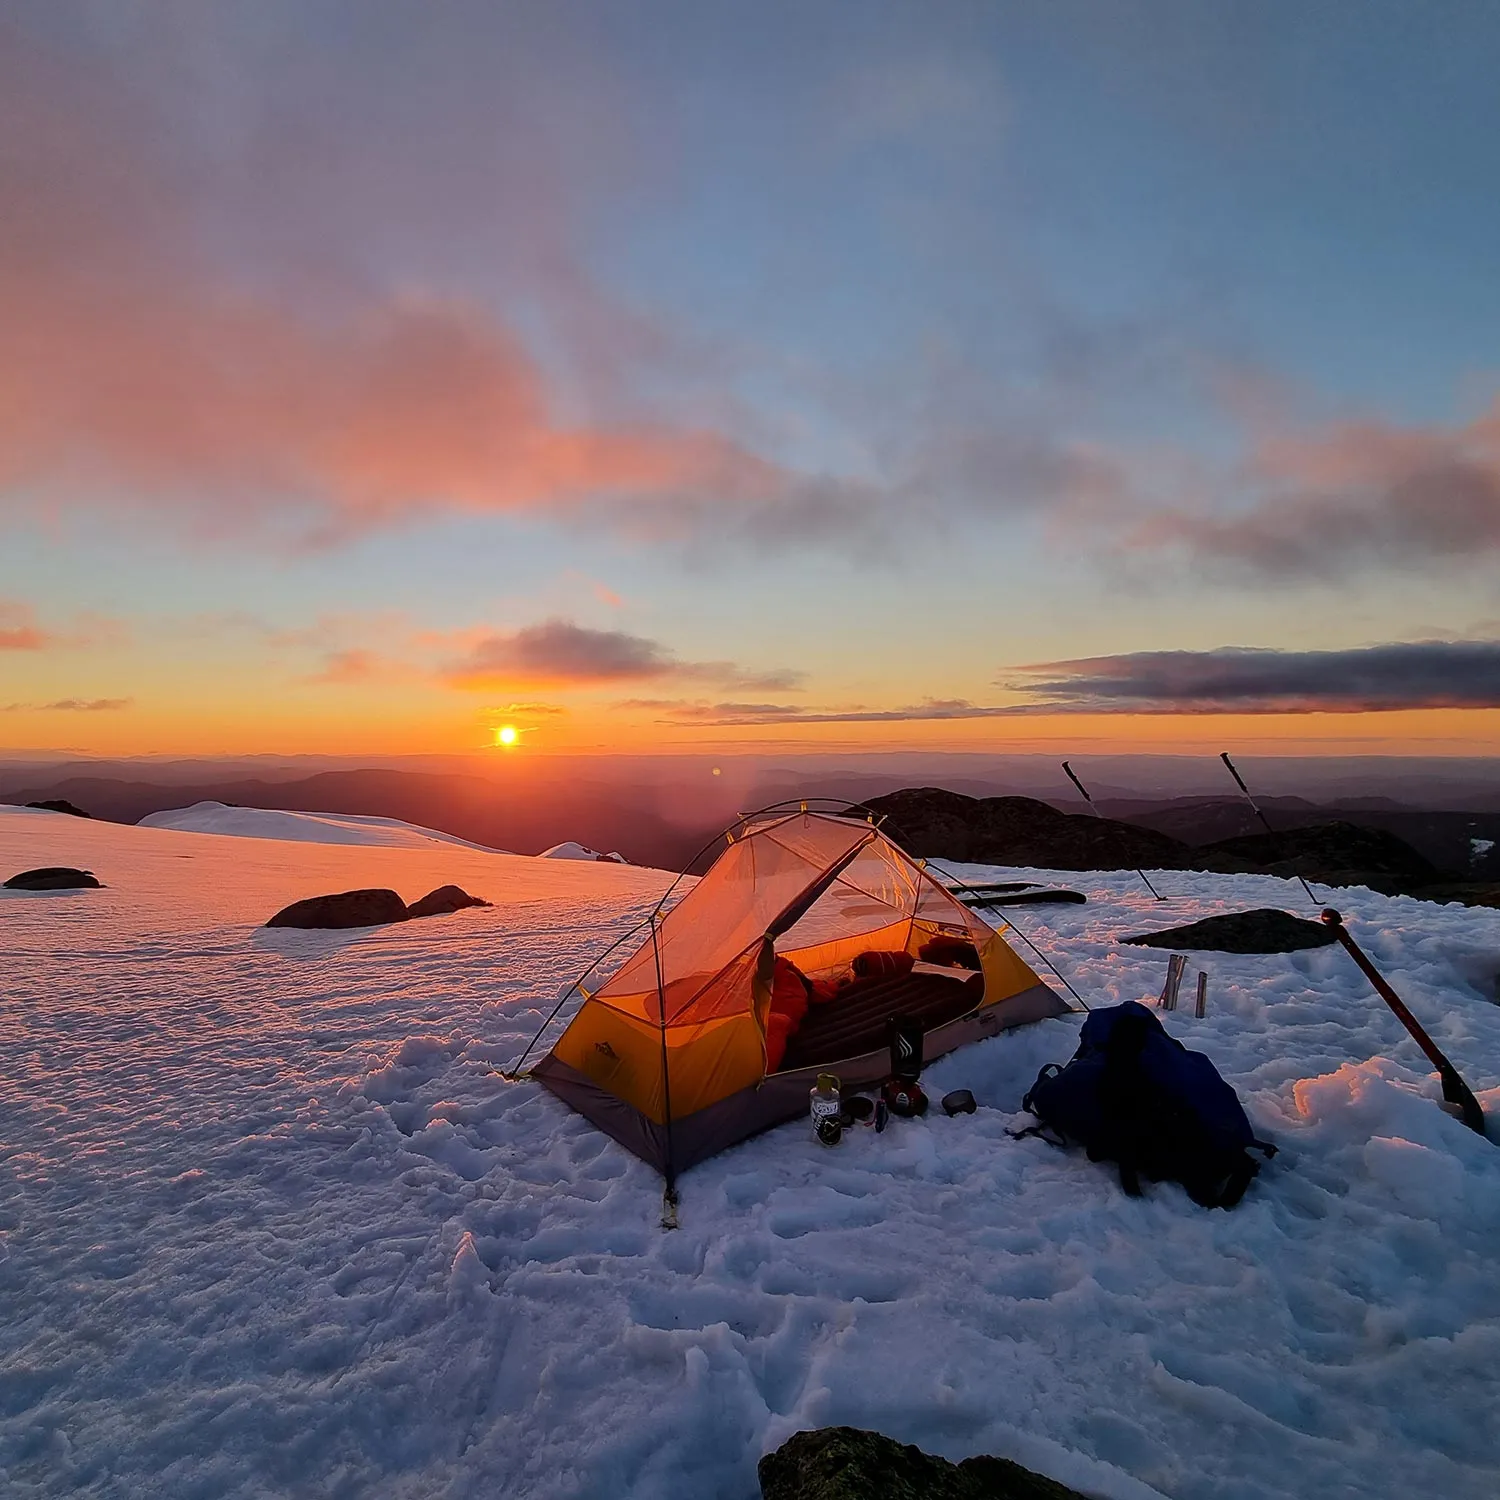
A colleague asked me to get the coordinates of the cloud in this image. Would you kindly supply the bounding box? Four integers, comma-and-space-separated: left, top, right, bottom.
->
442, 619, 802, 693
0, 600, 126, 651
1125, 401, 1500, 579
302, 649, 425, 686
0, 601, 50, 651
0, 17, 1166, 563
1007, 640, 1500, 713
0, 20, 851, 550
494, 702, 568, 717
3, 698, 133, 713
638, 696, 1020, 726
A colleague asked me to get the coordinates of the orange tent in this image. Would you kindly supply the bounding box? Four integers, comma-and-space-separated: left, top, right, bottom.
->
531, 809, 1069, 1180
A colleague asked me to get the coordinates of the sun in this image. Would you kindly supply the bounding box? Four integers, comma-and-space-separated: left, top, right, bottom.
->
495, 725, 518, 747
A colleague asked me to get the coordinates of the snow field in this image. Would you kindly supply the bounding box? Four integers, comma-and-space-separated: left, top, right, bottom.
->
138, 801, 511, 852
2, 807, 1499, 1499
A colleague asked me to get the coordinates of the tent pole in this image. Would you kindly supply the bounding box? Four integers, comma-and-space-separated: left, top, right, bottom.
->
650, 915, 680, 1225
504, 913, 651, 1077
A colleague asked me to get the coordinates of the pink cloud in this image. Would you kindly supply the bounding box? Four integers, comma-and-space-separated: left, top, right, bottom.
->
0, 601, 50, 651
0, 24, 803, 548
1126, 398, 1500, 578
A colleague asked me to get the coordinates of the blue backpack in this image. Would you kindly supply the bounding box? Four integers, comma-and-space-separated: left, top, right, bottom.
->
1018, 1002, 1276, 1208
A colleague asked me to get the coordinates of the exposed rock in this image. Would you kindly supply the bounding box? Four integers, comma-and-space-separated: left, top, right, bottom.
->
1411, 882, 1500, 912
4, 866, 102, 890
865, 789, 1458, 902
1193, 821, 1437, 890
265, 889, 409, 929
758, 1427, 1086, 1500
1123, 908, 1336, 954
860, 788, 1186, 872
958, 888, 1086, 907
25, 799, 92, 818
406, 884, 490, 919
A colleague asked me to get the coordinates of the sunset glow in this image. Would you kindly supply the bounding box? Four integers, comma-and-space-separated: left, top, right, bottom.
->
1, 6, 1496, 761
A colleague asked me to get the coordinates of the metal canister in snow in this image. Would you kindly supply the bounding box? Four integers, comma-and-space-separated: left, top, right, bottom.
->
810, 1072, 842, 1145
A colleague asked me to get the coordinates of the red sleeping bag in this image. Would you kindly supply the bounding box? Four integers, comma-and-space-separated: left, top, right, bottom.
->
764, 957, 810, 1072
807, 977, 846, 1005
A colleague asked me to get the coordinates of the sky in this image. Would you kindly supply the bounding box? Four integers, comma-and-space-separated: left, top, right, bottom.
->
2, 0, 1499, 759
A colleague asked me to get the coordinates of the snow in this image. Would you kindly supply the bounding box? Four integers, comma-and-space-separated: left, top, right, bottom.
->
3, 805, 1500, 1499
540, 841, 628, 863
139, 799, 511, 852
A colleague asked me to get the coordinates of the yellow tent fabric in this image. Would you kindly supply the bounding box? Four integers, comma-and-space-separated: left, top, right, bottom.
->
537, 809, 1068, 1177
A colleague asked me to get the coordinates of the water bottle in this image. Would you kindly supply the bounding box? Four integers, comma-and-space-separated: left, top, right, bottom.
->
810, 1072, 842, 1146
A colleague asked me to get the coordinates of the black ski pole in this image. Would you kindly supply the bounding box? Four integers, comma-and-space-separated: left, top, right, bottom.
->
1321, 909, 1486, 1135
1219, 751, 1318, 905
1062, 761, 1164, 901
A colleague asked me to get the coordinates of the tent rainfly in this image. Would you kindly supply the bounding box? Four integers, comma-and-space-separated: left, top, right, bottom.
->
531, 808, 1070, 1183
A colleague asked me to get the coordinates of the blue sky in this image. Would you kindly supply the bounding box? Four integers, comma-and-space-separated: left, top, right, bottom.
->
2, 1, 1498, 754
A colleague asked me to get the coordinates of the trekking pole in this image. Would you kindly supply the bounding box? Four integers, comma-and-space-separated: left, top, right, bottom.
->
1219, 752, 1318, 905
1320, 909, 1486, 1135
1061, 761, 1164, 901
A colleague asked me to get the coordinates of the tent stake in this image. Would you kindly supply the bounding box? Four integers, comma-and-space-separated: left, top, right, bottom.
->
1321, 909, 1486, 1135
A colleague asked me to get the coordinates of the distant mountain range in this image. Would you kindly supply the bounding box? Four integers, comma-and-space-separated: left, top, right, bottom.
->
4, 760, 1497, 894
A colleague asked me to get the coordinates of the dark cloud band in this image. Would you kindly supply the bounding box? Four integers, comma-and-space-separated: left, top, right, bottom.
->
1008, 640, 1500, 713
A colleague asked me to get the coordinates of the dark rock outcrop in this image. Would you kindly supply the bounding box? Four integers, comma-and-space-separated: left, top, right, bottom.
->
4, 866, 102, 890
1123, 908, 1336, 954
265, 889, 409, 929
860, 788, 1186, 872
758, 1427, 1086, 1500
25, 799, 92, 818
864, 788, 1487, 903
1193, 821, 1438, 890
1410, 882, 1500, 911
406, 884, 490, 919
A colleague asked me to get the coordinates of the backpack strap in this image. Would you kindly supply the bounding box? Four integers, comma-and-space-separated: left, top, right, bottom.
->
1007, 1121, 1068, 1148
1021, 1063, 1063, 1116
1249, 1138, 1278, 1159
1183, 1152, 1262, 1209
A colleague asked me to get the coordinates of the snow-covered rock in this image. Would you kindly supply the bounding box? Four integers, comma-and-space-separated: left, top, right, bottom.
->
539, 839, 628, 863
2, 804, 1498, 1499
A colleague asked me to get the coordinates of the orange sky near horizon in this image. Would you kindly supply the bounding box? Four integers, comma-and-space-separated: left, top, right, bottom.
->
5, 698, 1498, 762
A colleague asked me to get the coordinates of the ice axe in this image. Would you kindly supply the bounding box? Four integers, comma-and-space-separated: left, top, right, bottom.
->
1320, 908, 1486, 1135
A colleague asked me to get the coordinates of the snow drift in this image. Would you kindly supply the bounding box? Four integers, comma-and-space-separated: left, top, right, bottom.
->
139, 799, 510, 852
